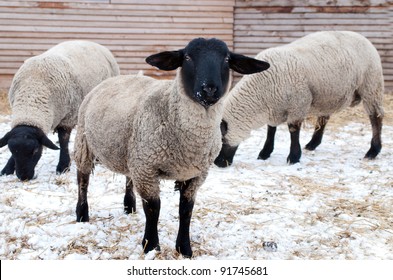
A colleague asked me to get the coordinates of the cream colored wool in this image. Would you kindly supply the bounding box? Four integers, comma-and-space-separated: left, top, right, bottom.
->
223, 31, 384, 146
9, 40, 120, 133
74, 74, 225, 200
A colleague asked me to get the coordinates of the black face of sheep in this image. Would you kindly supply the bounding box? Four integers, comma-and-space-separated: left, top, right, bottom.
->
146, 38, 270, 109
0, 126, 59, 181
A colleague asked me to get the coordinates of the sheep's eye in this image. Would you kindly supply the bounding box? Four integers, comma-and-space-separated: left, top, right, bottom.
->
185, 55, 191, 61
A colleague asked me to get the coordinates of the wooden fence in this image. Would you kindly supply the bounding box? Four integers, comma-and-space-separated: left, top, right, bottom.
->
0, 0, 234, 87
0, 0, 392, 91
234, 0, 393, 90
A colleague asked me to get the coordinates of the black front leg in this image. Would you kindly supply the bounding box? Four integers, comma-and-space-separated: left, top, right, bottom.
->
142, 198, 161, 253
175, 180, 196, 258
56, 127, 72, 174
214, 143, 238, 168
124, 176, 136, 214
287, 121, 302, 164
1, 156, 15, 176
258, 125, 277, 160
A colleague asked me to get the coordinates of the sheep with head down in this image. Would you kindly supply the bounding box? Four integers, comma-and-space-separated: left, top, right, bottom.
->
214, 31, 384, 167
73, 38, 270, 257
0, 40, 119, 181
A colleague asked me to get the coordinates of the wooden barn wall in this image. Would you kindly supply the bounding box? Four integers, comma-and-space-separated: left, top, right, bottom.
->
0, 0, 234, 88
234, 0, 393, 91
1, 0, 393, 91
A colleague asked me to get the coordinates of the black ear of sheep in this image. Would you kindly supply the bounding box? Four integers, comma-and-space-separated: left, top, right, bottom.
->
229, 52, 270, 75
37, 130, 59, 150
145, 50, 184, 71
0, 131, 11, 147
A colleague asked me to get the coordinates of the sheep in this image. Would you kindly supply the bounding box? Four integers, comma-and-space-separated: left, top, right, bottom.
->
73, 38, 270, 257
0, 40, 120, 181
214, 31, 384, 167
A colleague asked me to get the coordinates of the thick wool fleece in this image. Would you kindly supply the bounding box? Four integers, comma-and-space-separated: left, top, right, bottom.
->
9, 40, 120, 133
74, 74, 224, 200
223, 31, 384, 146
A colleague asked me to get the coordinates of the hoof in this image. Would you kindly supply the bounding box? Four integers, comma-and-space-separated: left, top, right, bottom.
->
364, 147, 381, 159
214, 144, 238, 168
124, 206, 136, 215
287, 155, 300, 164
124, 195, 136, 214
304, 139, 321, 151
214, 158, 232, 168
257, 149, 272, 160
304, 143, 317, 151
76, 202, 89, 222
176, 242, 193, 258
142, 238, 160, 254
56, 164, 70, 174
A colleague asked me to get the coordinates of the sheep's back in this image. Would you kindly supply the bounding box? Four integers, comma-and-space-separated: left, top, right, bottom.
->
79, 75, 171, 175
47, 41, 120, 95
223, 31, 383, 146
287, 31, 382, 115
9, 40, 119, 133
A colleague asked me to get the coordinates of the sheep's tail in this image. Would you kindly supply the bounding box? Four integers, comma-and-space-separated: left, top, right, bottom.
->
74, 125, 94, 175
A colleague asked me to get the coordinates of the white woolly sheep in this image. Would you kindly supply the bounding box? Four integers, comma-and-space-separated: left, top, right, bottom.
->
74, 38, 270, 257
0, 40, 119, 180
214, 31, 384, 167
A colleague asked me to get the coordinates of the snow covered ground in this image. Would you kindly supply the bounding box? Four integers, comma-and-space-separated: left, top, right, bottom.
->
0, 109, 392, 260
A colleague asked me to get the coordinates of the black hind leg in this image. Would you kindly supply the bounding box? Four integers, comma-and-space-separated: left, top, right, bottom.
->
305, 116, 330, 151
365, 112, 382, 159
287, 121, 302, 164
124, 176, 136, 214
76, 170, 90, 222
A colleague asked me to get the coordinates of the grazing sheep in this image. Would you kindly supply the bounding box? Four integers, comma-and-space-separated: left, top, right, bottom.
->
74, 38, 270, 257
0, 40, 119, 180
214, 31, 384, 167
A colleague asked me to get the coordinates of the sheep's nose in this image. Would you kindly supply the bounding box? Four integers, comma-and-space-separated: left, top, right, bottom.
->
202, 85, 217, 97
16, 170, 35, 181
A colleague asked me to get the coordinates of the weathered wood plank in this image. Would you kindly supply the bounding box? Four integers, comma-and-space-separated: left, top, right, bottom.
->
234, 30, 391, 38
0, 1, 234, 12
112, 0, 234, 5
235, 0, 390, 7
0, 31, 233, 41
1, 0, 392, 91
14, 0, 109, 2
0, 20, 232, 30
233, 1, 393, 90
234, 11, 388, 19
0, 13, 234, 24
235, 6, 388, 14
0, 25, 233, 35
0, 0, 235, 89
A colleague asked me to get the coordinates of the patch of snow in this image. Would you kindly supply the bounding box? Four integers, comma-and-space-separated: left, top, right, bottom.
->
1, 116, 392, 260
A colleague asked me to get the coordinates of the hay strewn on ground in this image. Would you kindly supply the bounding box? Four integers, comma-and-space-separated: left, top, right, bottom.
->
0, 89, 392, 260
